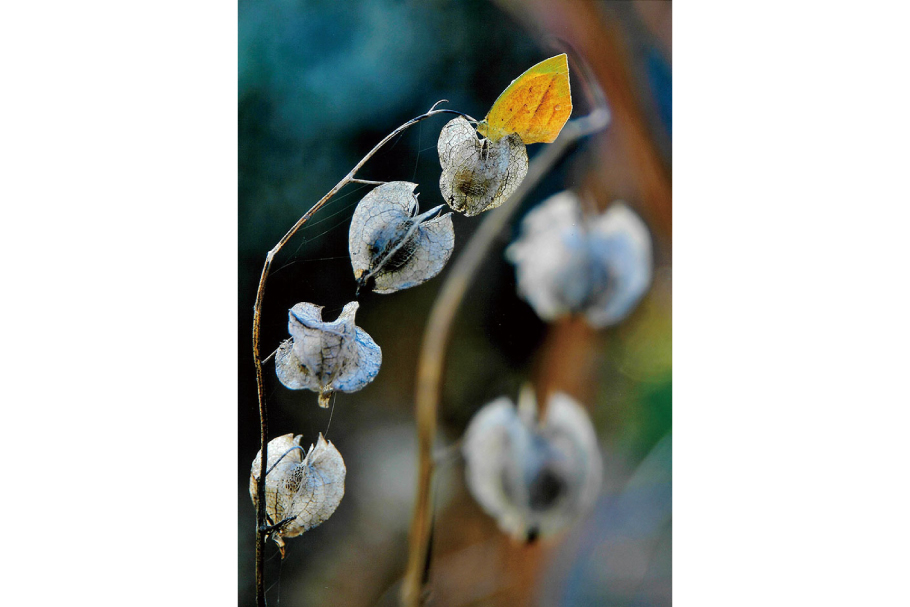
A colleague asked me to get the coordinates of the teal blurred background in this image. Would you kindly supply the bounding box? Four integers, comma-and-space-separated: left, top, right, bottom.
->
239, 1, 671, 605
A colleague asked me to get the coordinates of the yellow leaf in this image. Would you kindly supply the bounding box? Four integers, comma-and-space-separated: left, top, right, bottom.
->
476, 54, 572, 145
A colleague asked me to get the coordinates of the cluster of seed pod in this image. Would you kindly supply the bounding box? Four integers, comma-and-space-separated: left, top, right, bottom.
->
254, 107, 538, 540
252, 86, 638, 551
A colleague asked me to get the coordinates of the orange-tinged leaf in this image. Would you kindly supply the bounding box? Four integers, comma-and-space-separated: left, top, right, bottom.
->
477, 54, 572, 145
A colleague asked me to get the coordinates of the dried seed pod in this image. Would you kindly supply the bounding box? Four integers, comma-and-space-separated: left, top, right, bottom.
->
275, 301, 381, 407
438, 116, 528, 217
250, 433, 346, 557
462, 387, 602, 542
506, 192, 653, 328
349, 181, 454, 294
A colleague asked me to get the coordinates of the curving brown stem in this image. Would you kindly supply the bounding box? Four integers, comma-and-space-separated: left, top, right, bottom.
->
252, 105, 472, 607
401, 97, 610, 607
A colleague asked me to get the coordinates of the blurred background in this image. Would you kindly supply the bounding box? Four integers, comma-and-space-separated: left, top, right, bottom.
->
239, 1, 671, 605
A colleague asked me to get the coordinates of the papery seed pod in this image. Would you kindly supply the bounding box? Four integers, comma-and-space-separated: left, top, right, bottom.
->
275, 301, 381, 407
462, 387, 602, 542
348, 181, 454, 294
506, 192, 653, 328
250, 433, 346, 557
438, 116, 528, 217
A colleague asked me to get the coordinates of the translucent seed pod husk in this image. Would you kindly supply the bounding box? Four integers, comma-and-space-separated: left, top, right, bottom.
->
349, 181, 454, 294
462, 387, 602, 542
250, 433, 346, 557
506, 192, 653, 328
275, 301, 381, 407
438, 116, 528, 217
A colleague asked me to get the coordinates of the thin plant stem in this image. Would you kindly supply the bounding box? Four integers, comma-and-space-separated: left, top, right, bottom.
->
253, 104, 471, 607
261, 345, 280, 366
400, 101, 610, 607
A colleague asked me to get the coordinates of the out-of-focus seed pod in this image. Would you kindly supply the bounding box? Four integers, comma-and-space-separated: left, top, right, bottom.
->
506, 192, 653, 328
348, 181, 454, 294
275, 301, 381, 407
462, 387, 602, 542
438, 116, 528, 217
250, 433, 346, 557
